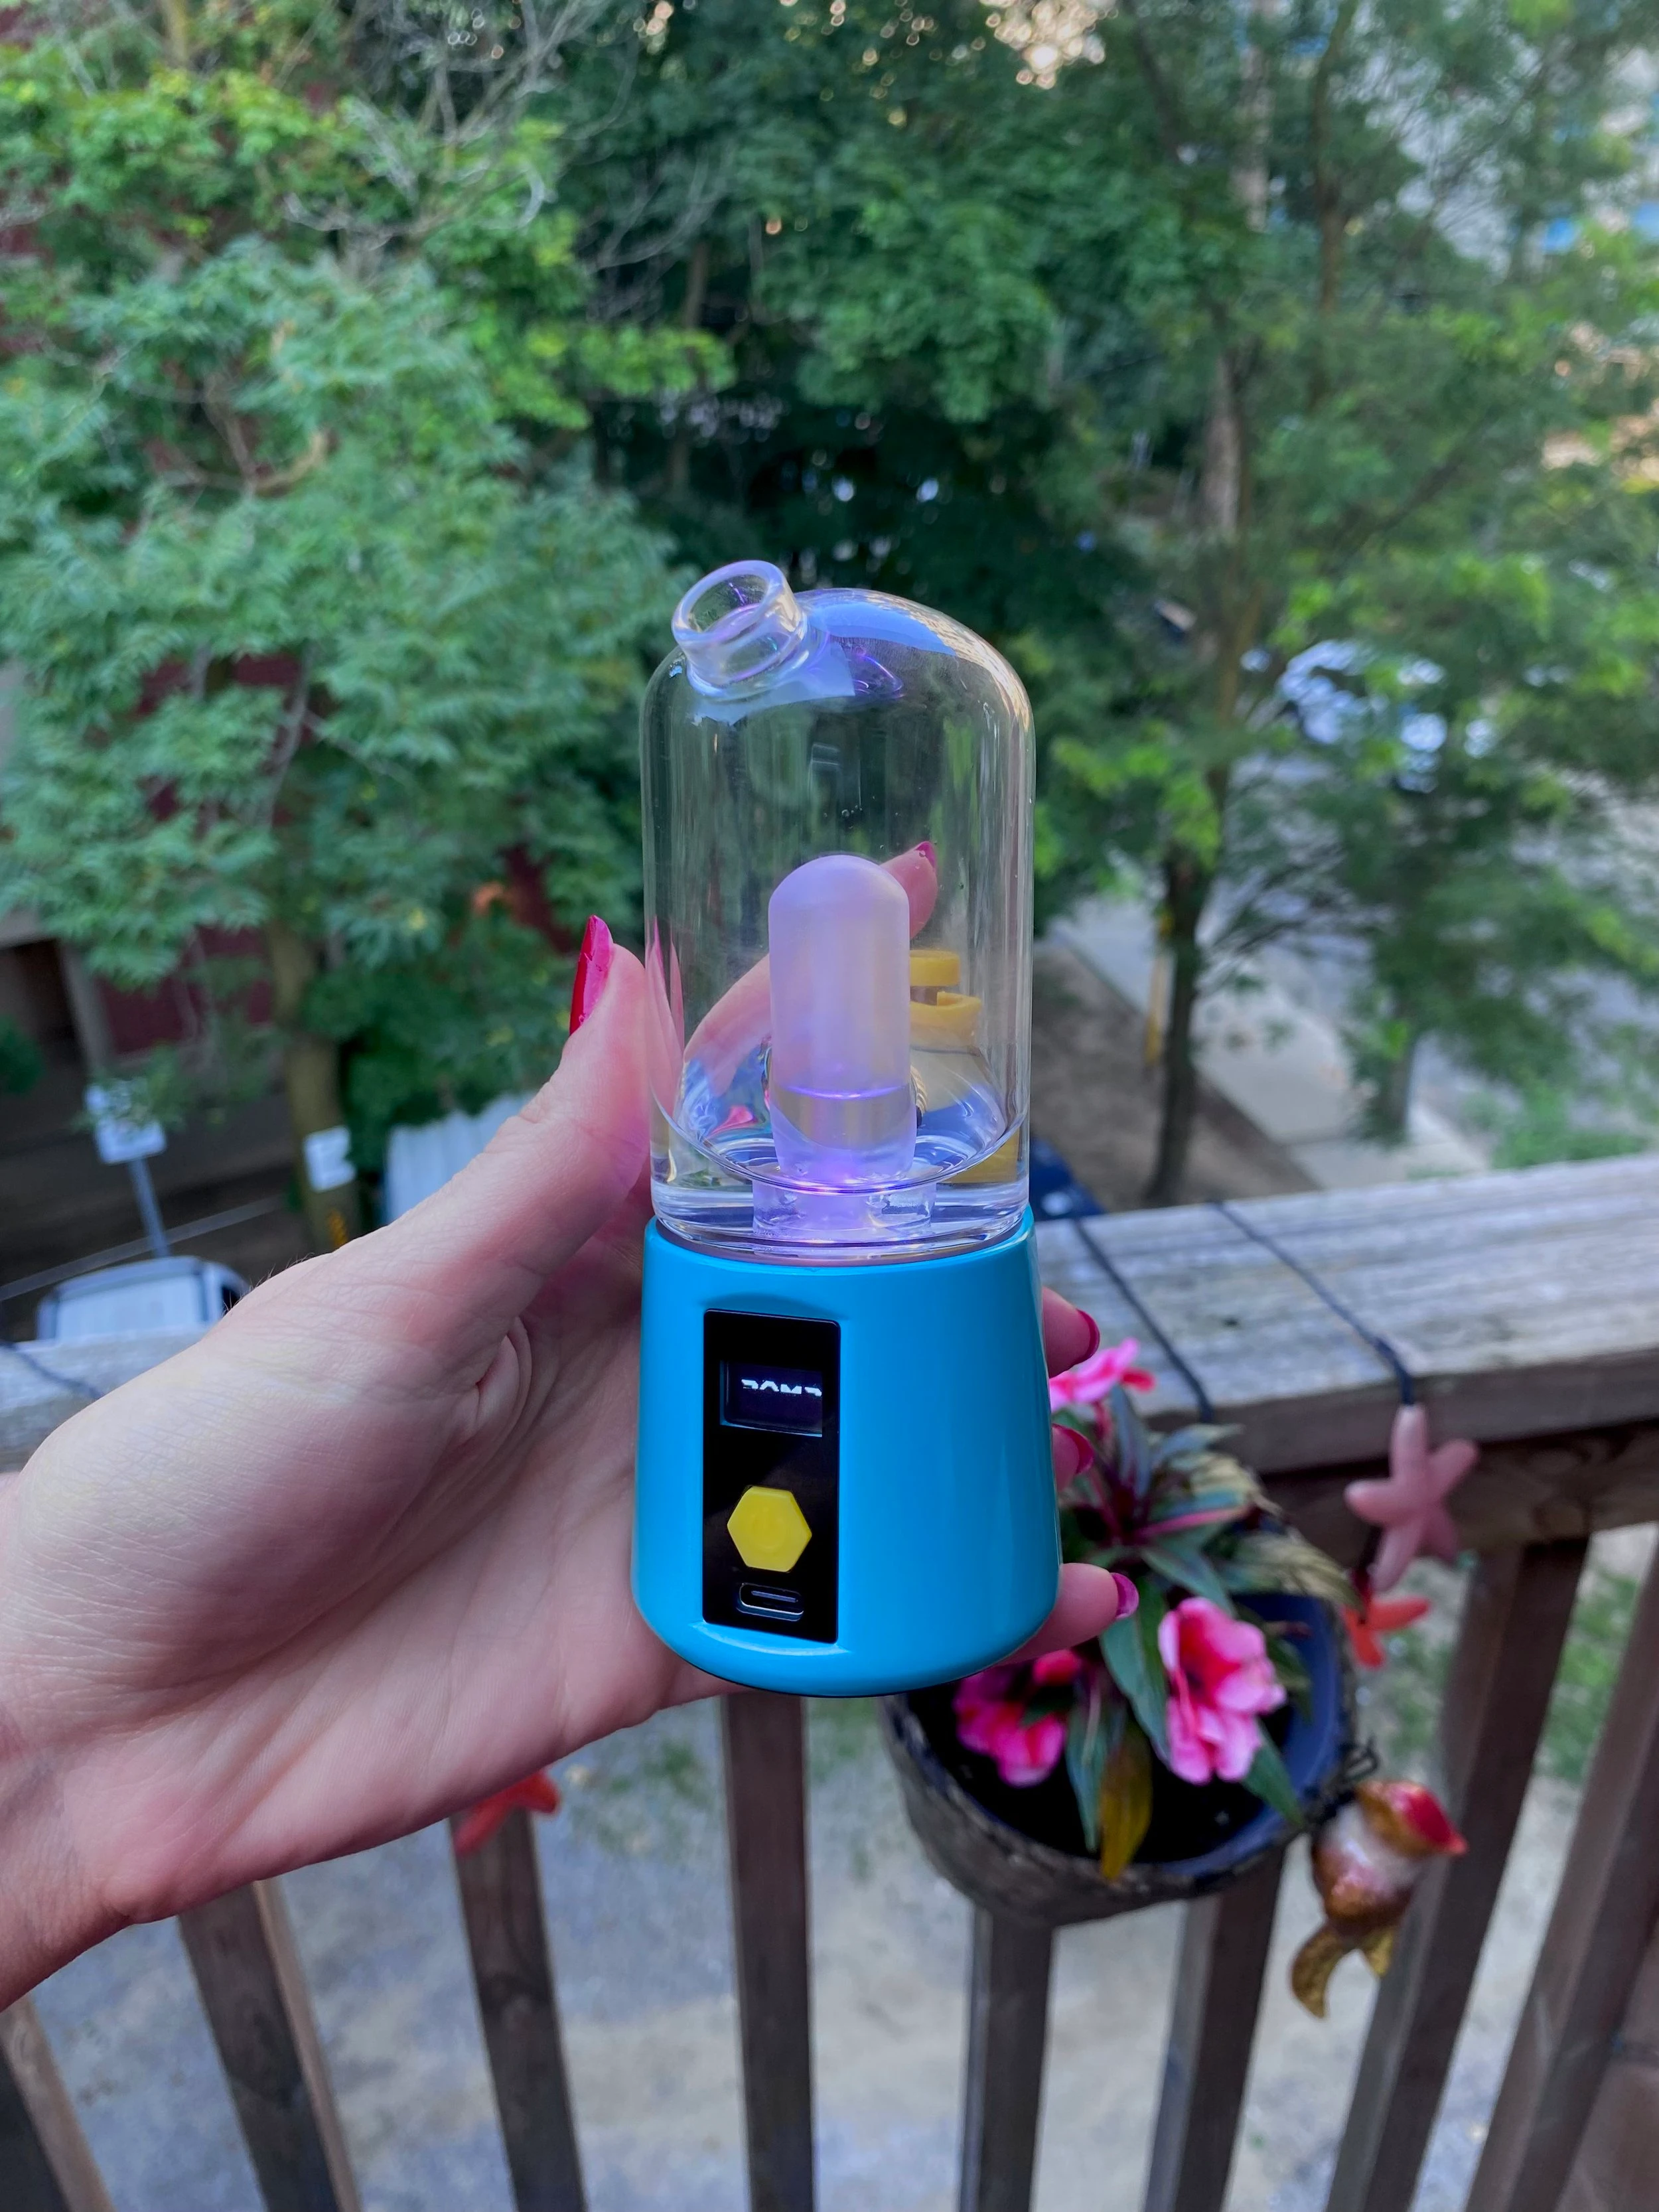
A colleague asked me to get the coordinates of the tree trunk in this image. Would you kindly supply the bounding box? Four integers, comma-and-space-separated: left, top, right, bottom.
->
267, 921, 362, 1250
1144, 859, 1210, 1207
666, 239, 711, 497
157, 0, 191, 64
1363, 1029, 1418, 1147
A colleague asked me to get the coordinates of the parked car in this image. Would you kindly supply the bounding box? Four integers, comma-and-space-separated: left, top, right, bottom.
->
35, 1256, 249, 1341
1029, 1137, 1104, 1219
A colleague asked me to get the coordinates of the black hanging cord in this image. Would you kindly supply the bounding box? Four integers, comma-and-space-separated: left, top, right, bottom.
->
1068, 1217, 1217, 1424
1210, 1199, 1422, 1600
1209, 1200, 1417, 1407
0, 1339, 102, 1404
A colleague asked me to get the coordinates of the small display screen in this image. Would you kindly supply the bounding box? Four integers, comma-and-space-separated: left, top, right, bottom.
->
722, 1361, 826, 1436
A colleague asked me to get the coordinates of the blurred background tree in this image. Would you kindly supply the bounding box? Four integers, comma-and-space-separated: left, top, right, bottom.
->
3, 0, 1659, 1238
0, 0, 685, 1243
1031, 0, 1659, 1196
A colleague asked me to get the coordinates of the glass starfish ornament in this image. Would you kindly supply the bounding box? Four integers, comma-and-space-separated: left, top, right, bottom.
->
1344, 1404, 1478, 1594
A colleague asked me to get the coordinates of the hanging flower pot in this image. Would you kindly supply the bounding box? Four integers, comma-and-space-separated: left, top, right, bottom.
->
881, 1342, 1360, 1927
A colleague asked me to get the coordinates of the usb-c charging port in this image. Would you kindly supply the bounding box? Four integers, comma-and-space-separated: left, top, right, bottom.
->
737, 1582, 806, 1621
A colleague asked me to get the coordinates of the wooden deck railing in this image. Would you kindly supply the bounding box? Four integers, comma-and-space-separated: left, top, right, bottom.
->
3, 1153, 1658, 2212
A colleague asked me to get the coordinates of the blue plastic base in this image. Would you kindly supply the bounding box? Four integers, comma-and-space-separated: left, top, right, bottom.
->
632, 1215, 1059, 1695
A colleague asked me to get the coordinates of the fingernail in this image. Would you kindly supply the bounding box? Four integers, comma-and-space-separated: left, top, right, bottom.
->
1056, 1425, 1091, 1476
918, 839, 937, 868
1112, 1572, 1139, 1619
569, 916, 614, 1034
1079, 1312, 1102, 1361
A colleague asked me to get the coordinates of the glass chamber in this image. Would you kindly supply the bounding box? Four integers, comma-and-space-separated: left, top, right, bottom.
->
641, 560, 1034, 1261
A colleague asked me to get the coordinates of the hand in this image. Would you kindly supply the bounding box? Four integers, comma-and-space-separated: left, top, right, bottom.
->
0, 928, 1119, 2001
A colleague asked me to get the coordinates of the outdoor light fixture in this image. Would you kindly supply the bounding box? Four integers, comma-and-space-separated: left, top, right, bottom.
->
632, 560, 1056, 1693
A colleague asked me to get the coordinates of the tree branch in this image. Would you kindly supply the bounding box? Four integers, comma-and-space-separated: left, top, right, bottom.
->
1311, 0, 1360, 323
1115, 0, 1189, 169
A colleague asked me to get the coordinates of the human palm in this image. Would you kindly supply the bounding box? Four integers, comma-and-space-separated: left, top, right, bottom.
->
0, 947, 1113, 1999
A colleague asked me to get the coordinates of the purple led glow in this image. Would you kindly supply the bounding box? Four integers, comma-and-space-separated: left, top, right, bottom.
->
767, 853, 916, 1187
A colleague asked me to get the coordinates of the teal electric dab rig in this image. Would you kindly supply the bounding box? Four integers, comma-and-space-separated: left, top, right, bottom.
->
631, 561, 1058, 1694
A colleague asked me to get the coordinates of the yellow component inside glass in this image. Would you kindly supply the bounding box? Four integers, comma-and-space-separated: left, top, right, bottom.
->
727, 1485, 813, 1573
908, 948, 963, 1001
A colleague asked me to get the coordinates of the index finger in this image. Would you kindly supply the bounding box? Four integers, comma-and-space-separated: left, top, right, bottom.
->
1042, 1287, 1098, 1378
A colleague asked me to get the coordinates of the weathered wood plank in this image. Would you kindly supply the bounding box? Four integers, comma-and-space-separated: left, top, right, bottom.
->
449, 1806, 585, 2212
13, 1162, 1658, 1489
1037, 1155, 1659, 1477
723, 1693, 815, 2212
1142, 1850, 1284, 2212
0, 1997, 114, 2212
1559, 1913, 1659, 2212
958, 1911, 1054, 2212
1465, 1547, 1659, 2212
178, 1880, 359, 2212
1269, 1422, 1659, 1569
1323, 1540, 1588, 2212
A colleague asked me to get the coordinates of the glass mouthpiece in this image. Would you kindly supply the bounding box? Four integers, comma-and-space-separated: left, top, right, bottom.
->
672, 561, 810, 693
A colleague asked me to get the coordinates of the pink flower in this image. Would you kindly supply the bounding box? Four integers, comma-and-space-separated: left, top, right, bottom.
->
1031, 1647, 1084, 1686
954, 1667, 1067, 1787
1048, 1335, 1157, 1411
1157, 1598, 1286, 1786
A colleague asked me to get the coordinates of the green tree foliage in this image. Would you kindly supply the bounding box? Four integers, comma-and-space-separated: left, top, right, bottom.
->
0, 0, 682, 1238
1031, 0, 1659, 1191
6, 0, 1658, 1235
564, 0, 1659, 1193
558, 0, 1112, 636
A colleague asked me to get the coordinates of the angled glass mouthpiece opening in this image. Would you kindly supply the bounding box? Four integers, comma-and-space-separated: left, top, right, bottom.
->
672, 561, 809, 692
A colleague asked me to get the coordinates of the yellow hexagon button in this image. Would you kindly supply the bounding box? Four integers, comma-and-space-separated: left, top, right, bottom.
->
727, 1486, 812, 1573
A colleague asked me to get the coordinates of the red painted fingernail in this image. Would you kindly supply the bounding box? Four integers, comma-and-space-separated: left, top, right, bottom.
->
1079, 1312, 1102, 1361
569, 916, 614, 1034
918, 839, 937, 868
1113, 1572, 1139, 1619
1056, 1425, 1091, 1477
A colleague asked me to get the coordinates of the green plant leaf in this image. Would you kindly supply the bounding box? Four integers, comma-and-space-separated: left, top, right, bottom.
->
1102, 1580, 1170, 1761
1220, 1529, 1356, 1612
1139, 1539, 1238, 1612
1244, 1731, 1306, 1828
1265, 1631, 1314, 1718
1111, 1383, 1153, 1500
1065, 1686, 1108, 1854
1148, 1424, 1234, 1469
1098, 1716, 1154, 1880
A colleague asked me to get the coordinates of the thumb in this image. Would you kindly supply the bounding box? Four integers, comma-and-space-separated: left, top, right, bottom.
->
359, 941, 648, 1366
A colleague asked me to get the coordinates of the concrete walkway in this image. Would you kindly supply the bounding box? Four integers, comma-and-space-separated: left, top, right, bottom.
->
1052, 901, 1488, 1190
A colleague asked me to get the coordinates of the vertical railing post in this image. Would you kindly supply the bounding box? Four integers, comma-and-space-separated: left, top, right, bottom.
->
958, 1909, 1055, 2212
1324, 1538, 1587, 2212
178, 1879, 360, 2212
1465, 1547, 1659, 2212
1142, 1848, 1284, 2212
1558, 1927, 1659, 2212
723, 1692, 816, 2212
0, 1996, 114, 2212
451, 1807, 585, 2212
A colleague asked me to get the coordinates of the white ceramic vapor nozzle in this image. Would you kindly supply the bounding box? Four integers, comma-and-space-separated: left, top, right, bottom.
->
767, 853, 916, 1187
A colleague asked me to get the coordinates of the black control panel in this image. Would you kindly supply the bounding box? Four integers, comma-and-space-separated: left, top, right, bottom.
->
702, 1310, 839, 1644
